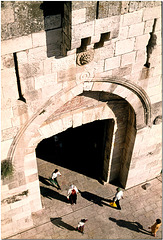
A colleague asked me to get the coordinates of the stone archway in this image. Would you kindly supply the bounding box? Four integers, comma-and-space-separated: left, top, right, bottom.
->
6, 78, 151, 213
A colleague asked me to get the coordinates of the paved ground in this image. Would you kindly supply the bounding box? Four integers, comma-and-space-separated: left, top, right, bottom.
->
8, 158, 162, 239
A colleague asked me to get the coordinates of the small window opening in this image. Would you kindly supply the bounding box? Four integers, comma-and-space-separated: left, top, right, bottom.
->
96, 1, 99, 19
13, 53, 26, 103
94, 32, 110, 49
144, 18, 157, 68
77, 37, 91, 53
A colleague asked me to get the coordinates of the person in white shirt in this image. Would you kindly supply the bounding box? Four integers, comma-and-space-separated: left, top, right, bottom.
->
77, 219, 88, 234
113, 187, 124, 210
67, 185, 79, 205
50, 169, 61, 190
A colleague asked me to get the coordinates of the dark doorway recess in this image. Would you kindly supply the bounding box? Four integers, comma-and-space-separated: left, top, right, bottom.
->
36, 119, 111, 180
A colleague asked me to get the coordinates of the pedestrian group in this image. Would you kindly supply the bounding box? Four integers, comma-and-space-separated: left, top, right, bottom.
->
48, 168, 161, 236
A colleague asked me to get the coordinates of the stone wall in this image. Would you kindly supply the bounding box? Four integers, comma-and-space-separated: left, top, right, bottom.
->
1, 1, 162, 238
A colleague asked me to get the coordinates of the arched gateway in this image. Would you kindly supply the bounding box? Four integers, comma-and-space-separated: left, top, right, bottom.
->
6, 77, 151, 213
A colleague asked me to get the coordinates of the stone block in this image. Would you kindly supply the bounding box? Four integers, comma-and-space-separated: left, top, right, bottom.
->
42, 83, 62, 100
82, 108, 95, 124
30, 196, 42, 212
115, 38, 135, 55
121, 52, 136, 67
32, 31, 46, 48
155, 17, 161, 31
97, 44, 114, 59
95, 15, 120, 36
143, 6, 161, 21
122, 10, 143, 26
1, 35, 33, 56
70, 83, 83, 97
153, 64, 162, 77
131, 62, 145, 74
19, 62, 44, 80
28, 46, 47, 63
38, 124, 53, 139
51, 55, 76, 72
105, 56, 121, 71
16, 216, 33, 232
72, 8, 86, 25
134, 34, 150, 50
70, 40, 81, 50
50, 119, 64, 135
83, 82, 93, 91
150, 55, 162, 68
24, 152, 36, 164
135, 50, 146, 64
112, 64, 132, 78
1, 126, 19, 142
144, 19, 154, 34
128, 22, 144, 37
17, 51, 28, 65
72, 21, 94, 40
151, 45, 162, 58
44, 14, 61, 30
147, 84, 162, 99
35, 73, 57, 90
118, 26, 129, 40
25, 168, 37, 177
155, 31, 161, 46
91, 34, 101, 44
1, 54, 14, 69
62, 115, 73, 131
60, 91, 74, 104
1, 108, 13, 130
1, 7, 14, 25
58, 67, 76, 82
73, 112, 83, 128
43, 58, 52, 75
100, 105, 115, 120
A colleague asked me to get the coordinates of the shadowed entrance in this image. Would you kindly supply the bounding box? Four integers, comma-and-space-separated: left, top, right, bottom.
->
36, 119, 112, 180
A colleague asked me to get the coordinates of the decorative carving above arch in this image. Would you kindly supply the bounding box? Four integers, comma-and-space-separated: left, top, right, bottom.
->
76, 50, 94, 66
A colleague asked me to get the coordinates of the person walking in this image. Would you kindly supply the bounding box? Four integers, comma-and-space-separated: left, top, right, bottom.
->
67, 185, 79, 205
49, 169, 61, 190
148, 219, 161, 237
77, 219, 88, 234
113, 187, 124, 210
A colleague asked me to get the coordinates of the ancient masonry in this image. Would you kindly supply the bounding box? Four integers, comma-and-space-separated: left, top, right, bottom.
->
1, 1, 162, 238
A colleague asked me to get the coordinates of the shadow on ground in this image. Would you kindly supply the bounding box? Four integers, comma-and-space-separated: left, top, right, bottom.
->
39, 175, 59, 189
50, 217, 77, 231
40, 186, 68, 203
79, 190, 110, 207
109, 217, 151, 235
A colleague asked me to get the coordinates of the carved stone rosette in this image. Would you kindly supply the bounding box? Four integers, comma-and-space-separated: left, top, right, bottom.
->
76, 50, 94, 66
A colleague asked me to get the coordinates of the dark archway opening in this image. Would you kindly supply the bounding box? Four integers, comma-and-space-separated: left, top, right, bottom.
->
36, 119, 111, 180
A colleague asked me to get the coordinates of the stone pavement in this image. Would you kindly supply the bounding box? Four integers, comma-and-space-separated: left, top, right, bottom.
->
7, 158, 162, 239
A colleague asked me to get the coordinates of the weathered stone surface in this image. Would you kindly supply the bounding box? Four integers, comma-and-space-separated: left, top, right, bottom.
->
115, 38, 135, 55
1, 54, 15, 69
121, 52, 136, 67
72, 8, 86, 25
122, 9, 143, 26
143, 6, 161, 21
128, 22, 144, 37
1, 35, 33, 55
105, 56, 121, 71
